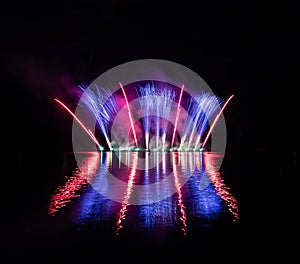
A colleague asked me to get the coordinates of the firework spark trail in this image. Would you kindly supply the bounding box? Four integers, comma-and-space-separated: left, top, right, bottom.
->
160, 88, 175, 149
54, 98, 101, 148
171, 84, 184, 147
78, 84, 118, 150
179, 92, 221, 149
198, 95, 223, 136
119, 82, 138, 147
153, 90, 170, 149
186, 97, 204, 148
88, 129, 98, 142
155, 91, 160, 149
78, 84, 108, 144
178, 98, 193, 148
69, 82, 232, 151
192, 93, 222, 148
138, 83, 156, 150
202, 94, 234, 148
138, 84, 175, 149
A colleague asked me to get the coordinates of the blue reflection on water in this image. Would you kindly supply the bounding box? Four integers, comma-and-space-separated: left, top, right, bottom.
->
49, 151, 238, 238
187, 172, 225, 220
74, 189, 113, 229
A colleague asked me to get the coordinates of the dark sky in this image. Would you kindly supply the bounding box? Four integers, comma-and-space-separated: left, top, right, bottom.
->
1, 0, 298, 152
1, 0, 299, 257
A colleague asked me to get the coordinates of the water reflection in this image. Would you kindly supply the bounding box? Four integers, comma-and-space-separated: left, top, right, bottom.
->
203, 153, 239, 221
49, 151, 239, 238
48, 152, 100, 215
172, 153, 188, 236
116, 152, 138, 235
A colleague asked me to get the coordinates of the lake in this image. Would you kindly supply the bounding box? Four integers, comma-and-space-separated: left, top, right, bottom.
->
7, 150, 244, 257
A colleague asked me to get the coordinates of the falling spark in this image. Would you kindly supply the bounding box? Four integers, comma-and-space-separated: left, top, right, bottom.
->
119, 82, 138, 147
171, 84, 184, 147
202, 94, 234, 148
54, 98, 101, 149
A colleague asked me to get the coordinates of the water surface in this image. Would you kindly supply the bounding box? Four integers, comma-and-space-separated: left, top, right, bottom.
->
46, 151, 240, 249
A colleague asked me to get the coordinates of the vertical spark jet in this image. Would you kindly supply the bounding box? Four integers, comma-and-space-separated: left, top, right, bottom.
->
77, 84, 115, 151
171, 84, 184, 148
156, 93, 160, 149
161, 88, 175, 150
137, 83, 155, 151
119, 82, 138, 148
190, 93, 221, 149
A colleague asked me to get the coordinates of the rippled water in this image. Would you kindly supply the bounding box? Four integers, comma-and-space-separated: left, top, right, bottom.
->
46, 151, 240, 249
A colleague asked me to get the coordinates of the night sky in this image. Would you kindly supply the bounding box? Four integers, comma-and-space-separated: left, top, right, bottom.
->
1, 0, 299, 259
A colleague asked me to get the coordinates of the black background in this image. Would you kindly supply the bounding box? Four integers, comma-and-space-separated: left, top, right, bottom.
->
1, 0, 299, 260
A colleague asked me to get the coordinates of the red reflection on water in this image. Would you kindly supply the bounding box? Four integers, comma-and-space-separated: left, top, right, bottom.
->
203, 153, 239, 221
172, 153, 188, 236
116, 152, 138, 235
48, 152, 100, 215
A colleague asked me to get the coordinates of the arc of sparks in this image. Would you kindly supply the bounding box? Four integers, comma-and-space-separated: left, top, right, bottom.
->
171, 84, 184, 147
119, 82, 138, 147
54, 98, 102, 149
202, 94, 234, 148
